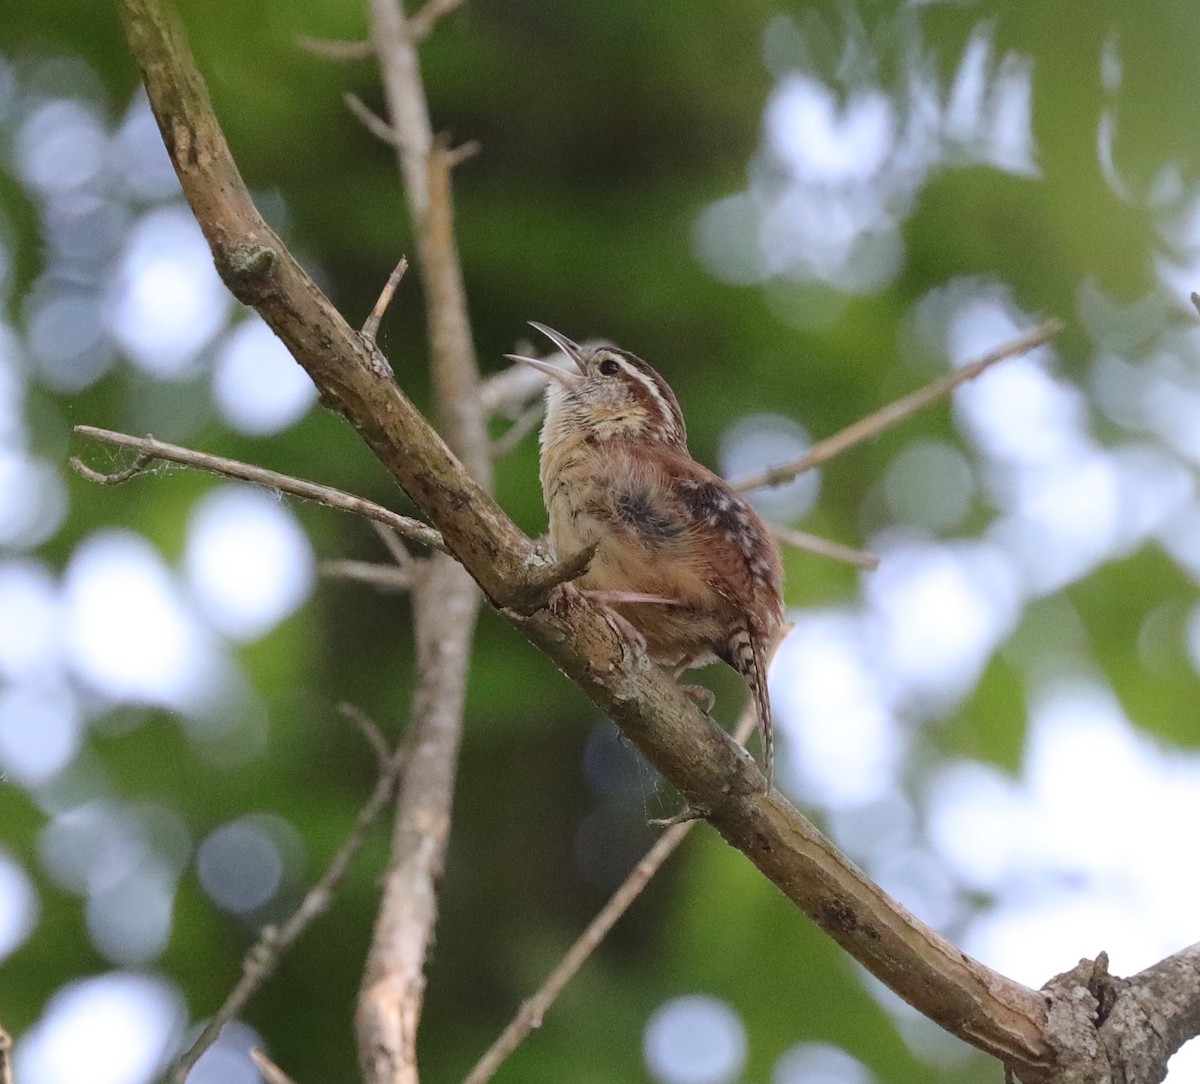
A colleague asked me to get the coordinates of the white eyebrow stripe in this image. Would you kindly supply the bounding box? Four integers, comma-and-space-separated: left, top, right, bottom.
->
616, 357, 682, 438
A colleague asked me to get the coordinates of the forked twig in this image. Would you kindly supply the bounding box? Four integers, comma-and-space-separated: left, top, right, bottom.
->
170, 707, 408, 1083
731, 318, 1065, 491
462, 704, 757, 1084
72, 426, 446, 553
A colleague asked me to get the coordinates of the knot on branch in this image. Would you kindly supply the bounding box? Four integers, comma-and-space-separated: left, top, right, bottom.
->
217, 241, 279, 304
500, 543, 598, 616
1038, 952, 1161, 1084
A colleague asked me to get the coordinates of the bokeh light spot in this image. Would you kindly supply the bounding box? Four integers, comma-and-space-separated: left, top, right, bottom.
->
212, 317, 318, 435
0, 683, 81, 787
774, 1042, 876, 1084
63, 530, 222, 709
107, 205, 231, 376
196, 815, 299, 915
644, 995, 747, 1084
14, 972, 185, 1084
15, 99, 107, 195
185, 485, 315, 641
0, 850, 39, 963
719, 414, 819, 522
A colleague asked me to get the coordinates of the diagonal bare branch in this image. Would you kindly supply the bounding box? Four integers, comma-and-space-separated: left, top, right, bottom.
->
462, 703, 758, 1084
731, 318, 1065, 491
1111, 942, 1200, 1070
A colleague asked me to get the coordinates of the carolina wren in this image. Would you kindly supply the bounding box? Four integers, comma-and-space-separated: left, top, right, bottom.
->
508, 323, 785, 788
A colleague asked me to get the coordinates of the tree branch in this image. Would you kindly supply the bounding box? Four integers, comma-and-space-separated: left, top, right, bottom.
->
114, 3, 1114, 1079
352, 4, 493, 1084
0, 1025, 13, 1084
169, 707, 408, 1084
730, 319, 1065, 491
71, 426, 446, 554
462, 703, 758, 1084
1118, 941, 1200, 1066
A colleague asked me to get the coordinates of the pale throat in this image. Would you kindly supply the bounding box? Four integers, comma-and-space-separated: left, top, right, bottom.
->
543, 389, 656, 446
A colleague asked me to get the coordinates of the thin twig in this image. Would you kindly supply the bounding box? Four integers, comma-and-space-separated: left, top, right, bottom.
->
363, 257, 409, 344
321, 559, 417, 592
170, 707, 408, 1083
490, 400, 544, 458
462, 704, 757, 1084
344, 91, 399, 146
1191, 291, 1200, 317
341, 702, 393, 769
250, 1049, 300, 1084
72, 452, 153, 485
769, 525, 879, 571
373, 522, 417, 573
0, 1025, 13, 1084
408, 0, 465, 42
72, 426, 446, 553
296, 36, 375, 61
443, 139, 481, 167
731, 318, 1065, 491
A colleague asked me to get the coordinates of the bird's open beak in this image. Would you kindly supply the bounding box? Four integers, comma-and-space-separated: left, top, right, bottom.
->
505, 353, 583, 388
528, 321, 582, 363
504, 321, 585, 388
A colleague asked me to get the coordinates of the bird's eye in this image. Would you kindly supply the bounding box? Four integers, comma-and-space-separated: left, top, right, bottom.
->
599, 358, 620, 376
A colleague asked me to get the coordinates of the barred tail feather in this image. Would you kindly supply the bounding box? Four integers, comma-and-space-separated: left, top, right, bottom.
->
728, 629, 773, 791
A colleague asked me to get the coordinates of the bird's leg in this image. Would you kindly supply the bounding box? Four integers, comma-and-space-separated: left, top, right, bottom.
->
554, 585, 680, 655
581, 591, 685, 607
581, 590, 686, 655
